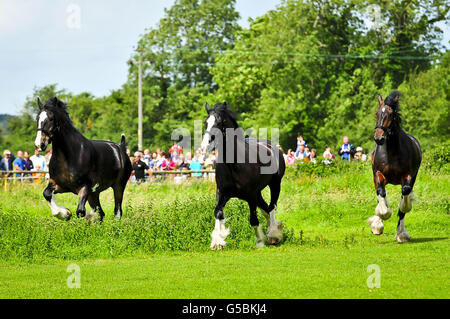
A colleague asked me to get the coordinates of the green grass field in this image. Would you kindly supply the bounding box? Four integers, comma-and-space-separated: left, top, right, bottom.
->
0, 164, 449, 298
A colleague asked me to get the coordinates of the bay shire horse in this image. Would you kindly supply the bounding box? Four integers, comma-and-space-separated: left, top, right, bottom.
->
34, 97, 132, 221
368, 91, 422, 242
201, 102, 285, 249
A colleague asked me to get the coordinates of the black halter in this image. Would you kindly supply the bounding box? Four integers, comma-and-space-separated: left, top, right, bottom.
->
37, 127, 52, 138
375, 124, 392, 137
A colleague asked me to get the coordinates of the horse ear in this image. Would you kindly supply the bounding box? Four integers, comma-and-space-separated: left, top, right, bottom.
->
377, 94, 383, 107
37, 97, 44, 111
205, 103, 211, 114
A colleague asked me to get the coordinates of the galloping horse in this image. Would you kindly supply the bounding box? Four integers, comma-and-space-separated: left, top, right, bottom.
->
34, 97, 132, 221
368, 91, 422, 242
200, 102, 285, 249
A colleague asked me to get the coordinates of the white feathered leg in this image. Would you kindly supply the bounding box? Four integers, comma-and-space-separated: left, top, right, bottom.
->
210, 218, 230, 250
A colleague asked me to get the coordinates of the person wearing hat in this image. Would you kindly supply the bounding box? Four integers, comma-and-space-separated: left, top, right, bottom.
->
0, 150, 14, 171
354, 146, 367, 161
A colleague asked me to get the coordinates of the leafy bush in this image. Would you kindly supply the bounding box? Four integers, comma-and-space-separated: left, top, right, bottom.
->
422, 143, 450, 174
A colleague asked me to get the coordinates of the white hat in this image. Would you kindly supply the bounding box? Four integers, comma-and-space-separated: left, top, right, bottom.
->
356, 147, 363, 152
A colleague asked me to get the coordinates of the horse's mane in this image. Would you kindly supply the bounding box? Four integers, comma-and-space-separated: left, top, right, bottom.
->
42, 97, 76, 132
384, 91, 402, 129
212, 102, 239, 129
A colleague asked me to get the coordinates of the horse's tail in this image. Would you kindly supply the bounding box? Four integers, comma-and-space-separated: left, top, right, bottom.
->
120, 133, 128, 152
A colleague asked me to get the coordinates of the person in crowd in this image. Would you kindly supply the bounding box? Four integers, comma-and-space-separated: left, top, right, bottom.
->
0, 150, 14, 171
286, 149, 295, 165
13, 150, 25, 172
323, 147, 335, 161
149, 152, 158, 171
156, 148, 163, 160
295, 144, 306, 160
354, 147, 367, 161
126, 149, 131, 158
338, 136, 356, 161
184, 152, 193, 167
177, 153, 189, 170
169, 141, 183, 155
45, 150, 52, 168
295, 136, 306, 158
23, 151, 34, 170
132, 151, 150, 184
189, 154, 203, 178
304, 145, 311, 158
30, 149, 46, 171
203, 152, 215, 170
308, 149, 317, 164
142, 149, 151, 166
167, 153, 177, 171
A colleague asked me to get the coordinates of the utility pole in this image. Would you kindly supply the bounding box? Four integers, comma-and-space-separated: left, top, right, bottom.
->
137, 49, 143, 151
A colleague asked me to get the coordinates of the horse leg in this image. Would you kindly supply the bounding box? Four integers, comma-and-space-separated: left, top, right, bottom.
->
87, 192, 105, 222
266, 182, 283, 244
113, 184, 125, 220
43, 180, 72, 220
249, 197, 265, 248
210, 190, 230, 250
76, 185, 90, 218
368, 171, 392, 234
396, 174, 416, 242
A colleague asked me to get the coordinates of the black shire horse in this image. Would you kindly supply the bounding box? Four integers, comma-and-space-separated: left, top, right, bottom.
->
200, 102, 285, 249
34, 97, 132, 221
368, 91, 422, 242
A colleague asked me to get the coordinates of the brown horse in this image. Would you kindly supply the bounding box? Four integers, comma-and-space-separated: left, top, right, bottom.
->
368, 91, 422, 242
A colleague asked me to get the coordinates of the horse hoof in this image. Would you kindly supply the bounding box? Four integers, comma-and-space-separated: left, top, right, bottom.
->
396, 232, 411, 243
268, 238, 280, 245
256, 241, 265, 248
211, 244, 225, 250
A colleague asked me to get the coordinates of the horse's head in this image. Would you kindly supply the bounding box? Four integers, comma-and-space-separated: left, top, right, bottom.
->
34, 97, 69, 151
201, 102, 239, 152
374, 91, 401, 145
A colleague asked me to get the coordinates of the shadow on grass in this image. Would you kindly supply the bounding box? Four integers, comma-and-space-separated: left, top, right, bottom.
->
410, 237, 448, 243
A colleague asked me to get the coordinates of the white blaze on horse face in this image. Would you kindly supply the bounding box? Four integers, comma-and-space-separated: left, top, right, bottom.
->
35, 111, 48, 148
201, 115, 216, 150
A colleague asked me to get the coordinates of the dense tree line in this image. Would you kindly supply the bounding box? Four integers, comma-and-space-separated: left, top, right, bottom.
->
2, 0, 449, 155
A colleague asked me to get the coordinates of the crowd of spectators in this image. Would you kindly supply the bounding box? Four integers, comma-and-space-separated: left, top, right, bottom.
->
282, 135, 367, 166
0, 148, 52, 182
127, 142, 216, 183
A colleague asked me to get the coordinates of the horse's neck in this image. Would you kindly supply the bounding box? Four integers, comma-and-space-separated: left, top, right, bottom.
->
219, 130, 246, 164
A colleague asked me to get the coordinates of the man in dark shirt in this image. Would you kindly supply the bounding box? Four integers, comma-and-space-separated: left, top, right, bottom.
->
132, 151, 150, 184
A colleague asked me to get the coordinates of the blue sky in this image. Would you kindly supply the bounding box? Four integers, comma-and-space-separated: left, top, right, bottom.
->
0, 0, 448, 115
